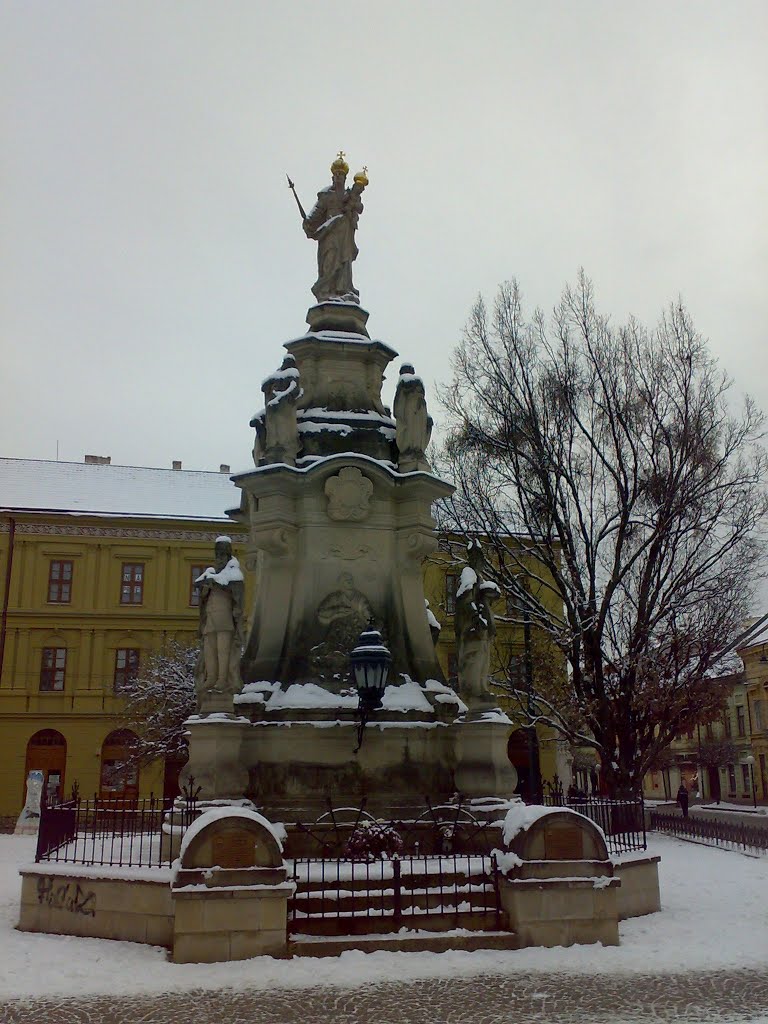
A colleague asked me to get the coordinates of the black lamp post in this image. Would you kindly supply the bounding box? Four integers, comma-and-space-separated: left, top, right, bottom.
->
351, 625, 392, 753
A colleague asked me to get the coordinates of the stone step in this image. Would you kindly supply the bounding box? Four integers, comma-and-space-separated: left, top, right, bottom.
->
289, 929, 520, 956
289, 909, 507, 936
292, 887, 496, 917
292, 866, 495, 895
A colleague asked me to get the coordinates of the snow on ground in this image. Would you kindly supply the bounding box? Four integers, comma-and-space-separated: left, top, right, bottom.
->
1, 833, 767, 1000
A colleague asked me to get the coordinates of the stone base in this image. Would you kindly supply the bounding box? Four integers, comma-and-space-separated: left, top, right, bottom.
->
306, 301, 369, 336
500, 874, 621, 948
454, 712, 518, 798
172, 885, 291, 963
179, 715, 250, 803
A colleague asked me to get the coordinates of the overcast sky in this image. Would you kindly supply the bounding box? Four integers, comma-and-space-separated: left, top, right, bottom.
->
2, 1, 766, 480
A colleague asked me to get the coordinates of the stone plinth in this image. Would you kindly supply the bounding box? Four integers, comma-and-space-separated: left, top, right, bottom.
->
498, 806, 621, 948
179, 716, 250, 803
454, 711, 518, 798
172, 807, 290, 963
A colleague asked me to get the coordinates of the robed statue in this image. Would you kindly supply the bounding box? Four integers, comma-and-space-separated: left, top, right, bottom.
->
290, 152, 368, 304
194, 536, 246, 709
394, 363, 433, 472
454, 539, 500, 708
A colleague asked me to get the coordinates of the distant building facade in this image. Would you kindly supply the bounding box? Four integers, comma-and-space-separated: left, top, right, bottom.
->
0, 457, 246, 819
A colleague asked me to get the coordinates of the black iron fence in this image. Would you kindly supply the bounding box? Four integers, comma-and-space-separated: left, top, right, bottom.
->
650, 810, 768, 856
542, 792, 647, 856
35, 794, 197, 868
288, 852, 502, 935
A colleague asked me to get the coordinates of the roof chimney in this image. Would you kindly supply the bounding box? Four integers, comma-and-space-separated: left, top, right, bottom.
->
172, 460, 182, 471
219, 464, 231, 474
84, 455, 111, 465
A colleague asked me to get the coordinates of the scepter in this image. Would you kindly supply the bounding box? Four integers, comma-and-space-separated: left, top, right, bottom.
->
286, 174, 307, 221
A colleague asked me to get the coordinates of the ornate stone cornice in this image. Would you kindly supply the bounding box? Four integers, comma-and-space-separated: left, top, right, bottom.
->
0, 521, 246, 543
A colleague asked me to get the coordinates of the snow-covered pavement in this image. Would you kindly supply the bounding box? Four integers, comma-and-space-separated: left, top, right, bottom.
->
1, 833, 767, 1021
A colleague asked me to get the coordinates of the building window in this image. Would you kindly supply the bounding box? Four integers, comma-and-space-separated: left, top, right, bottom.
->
507, 653, 525, 688
741, 763, 751, 794
40, 648, 66, 691
753, 700, 764, 732
505, 588, 524, 618
445, 574, 458, 615
120, 563, 144, 605
189, 565, 206, 607
114, 649, 140, 692
47, 560, 73, 603
727, 764, 736, 794
723, 713, 732, 738
736, 706, 746, 737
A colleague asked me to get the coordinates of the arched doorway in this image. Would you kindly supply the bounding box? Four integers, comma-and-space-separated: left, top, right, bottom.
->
507, 729, 532, 800
24, 729, 67, 805
99, 729, 140, 801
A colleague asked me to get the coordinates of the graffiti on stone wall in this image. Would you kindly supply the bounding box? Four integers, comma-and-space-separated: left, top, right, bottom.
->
36, 876, 96, 917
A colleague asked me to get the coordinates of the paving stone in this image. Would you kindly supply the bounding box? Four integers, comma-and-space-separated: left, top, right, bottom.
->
3, 969, 768, 1024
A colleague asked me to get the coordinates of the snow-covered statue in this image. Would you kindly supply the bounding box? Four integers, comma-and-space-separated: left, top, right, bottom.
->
454, 539, 499, 706
261, 354, 301, 466
194, 536, 246, 709
296, 152, 368, 303
394, 364, 433, 473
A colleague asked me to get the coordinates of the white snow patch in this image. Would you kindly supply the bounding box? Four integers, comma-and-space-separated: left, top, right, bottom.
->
265, 684, 358, 711
381, 680, 433, 714
456, 566, 477, 599
195, 556, 244, 585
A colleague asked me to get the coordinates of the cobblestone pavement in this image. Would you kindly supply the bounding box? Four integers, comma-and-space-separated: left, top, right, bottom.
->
3, 970, 768, 1024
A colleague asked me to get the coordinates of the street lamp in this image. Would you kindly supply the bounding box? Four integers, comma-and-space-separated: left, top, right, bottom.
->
351, 625, 392, 753
745, 755, 757, 809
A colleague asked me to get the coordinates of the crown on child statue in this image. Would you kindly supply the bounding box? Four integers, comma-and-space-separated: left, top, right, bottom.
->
354, 165, 369, 186
331, 151, 349, 175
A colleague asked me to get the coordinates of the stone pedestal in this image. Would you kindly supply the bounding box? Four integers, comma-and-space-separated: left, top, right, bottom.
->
454, 711, 518, 798
179, 716, 250, 802
172, 807, 290, 963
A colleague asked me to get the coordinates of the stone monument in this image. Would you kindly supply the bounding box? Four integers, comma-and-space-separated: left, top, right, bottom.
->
183, 157, 517, 817
15, 770, 44, 835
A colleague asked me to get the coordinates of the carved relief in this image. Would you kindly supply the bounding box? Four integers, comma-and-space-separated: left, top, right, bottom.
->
322, 539, 378, 561
325, 467, 373, 522
252, 526, 296, 558
397, 530, 438, 565
309, 573, 373, 677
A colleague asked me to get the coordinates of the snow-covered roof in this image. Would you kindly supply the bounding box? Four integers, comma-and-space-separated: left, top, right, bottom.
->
0, 458, 239, 521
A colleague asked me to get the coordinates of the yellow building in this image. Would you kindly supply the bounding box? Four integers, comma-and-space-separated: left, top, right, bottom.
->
739, 616, 768, 802
0, 456, 247, 821
0, 457, 567, 821
642, 674, 754, 803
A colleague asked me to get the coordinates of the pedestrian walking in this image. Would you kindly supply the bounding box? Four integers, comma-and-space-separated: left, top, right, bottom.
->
677, 783, 689, 818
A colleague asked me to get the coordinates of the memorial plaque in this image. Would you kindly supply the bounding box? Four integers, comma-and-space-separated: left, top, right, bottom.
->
211, 829, 257, 868
544, 825, 583, 860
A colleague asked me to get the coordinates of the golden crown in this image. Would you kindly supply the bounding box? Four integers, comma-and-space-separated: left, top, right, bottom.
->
354, 165, 369, 186
330, 150, 349, 175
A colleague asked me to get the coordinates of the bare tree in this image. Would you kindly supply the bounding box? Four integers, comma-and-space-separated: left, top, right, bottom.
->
439, 272, 767, 795
118, 640, 196, 770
